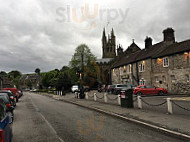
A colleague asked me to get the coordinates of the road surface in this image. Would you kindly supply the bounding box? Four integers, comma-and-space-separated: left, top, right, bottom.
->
12, 92, 184, 142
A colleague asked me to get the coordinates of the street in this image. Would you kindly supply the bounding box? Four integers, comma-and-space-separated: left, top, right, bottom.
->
12, 92, 184, 142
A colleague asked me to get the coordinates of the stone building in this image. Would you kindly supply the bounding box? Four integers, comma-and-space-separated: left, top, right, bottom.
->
0, 76, 14, 89
19, 74, 41, 90
96, 28, 117, 85
111, 28, 190, 94
96, 28, 141, 85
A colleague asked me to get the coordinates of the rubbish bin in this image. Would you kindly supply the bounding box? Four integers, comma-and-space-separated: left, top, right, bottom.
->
120, 89, 134, 108
79, 90, 85, 99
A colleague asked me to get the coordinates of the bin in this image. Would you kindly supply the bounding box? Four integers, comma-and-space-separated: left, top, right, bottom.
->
120, 89, 134, 108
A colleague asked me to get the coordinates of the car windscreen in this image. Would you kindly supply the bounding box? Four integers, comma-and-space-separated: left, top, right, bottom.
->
0, 95, 9, 104
0, 92, 10, 97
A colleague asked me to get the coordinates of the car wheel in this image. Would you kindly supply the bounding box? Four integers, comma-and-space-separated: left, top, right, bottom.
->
158, 91, 164, 96
137, 92, 142, 96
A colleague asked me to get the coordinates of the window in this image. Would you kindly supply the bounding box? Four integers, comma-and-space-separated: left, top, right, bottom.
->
162, 76, 166, 82
123, 66, 127, 72
185, 74, 189, 82
163, 57, 169, 67
146, 85, 155, 88
119, 67, 123, 75
171, 75, 175, 83
155, 76, 159, 82
139, 79, 146, 85
139, 63, 145, 72
129, 64, 132, 73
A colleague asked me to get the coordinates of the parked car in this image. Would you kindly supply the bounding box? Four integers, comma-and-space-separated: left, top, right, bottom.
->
106, 85, 116, 93
2, 88, 19, 102
0, 94, 14, 119
71, 85, 79, 93
112, 84, 137, 95
0, 91, 16, 107
0, 99, 13, 142
84, 86, 90, 92
117, 84, 137, 94
71, 85, 90, 93
18, 90, 23, 98
133, 85, 167, 96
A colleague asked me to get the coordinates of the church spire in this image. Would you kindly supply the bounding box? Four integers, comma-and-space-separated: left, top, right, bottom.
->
102, 27, 106, 37
111, 28, 114, 36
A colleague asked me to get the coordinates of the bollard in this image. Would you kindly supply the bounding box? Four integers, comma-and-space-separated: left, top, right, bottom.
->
85, 92, 89, 99
104, 93, 107, 103
94, 93, 97, 101
167, 98, 173, 114
137, 96, 142, 109
60, 91, 62, 96
117, 95, 121, 105
75, 92, 78, 98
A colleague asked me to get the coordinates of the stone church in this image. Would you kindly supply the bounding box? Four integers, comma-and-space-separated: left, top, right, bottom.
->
96, 28, 140, 85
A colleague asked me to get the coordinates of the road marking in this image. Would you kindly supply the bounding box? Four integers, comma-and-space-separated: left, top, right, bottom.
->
29, 95, 65, 142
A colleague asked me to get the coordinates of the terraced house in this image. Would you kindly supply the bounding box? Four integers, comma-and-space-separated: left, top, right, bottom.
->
111, 28, 190, 94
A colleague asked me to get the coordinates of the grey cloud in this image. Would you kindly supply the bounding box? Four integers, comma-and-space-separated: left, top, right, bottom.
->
0, 0, 190, 73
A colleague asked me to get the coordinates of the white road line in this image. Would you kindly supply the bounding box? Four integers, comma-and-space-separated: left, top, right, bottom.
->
29, 95, 65, 142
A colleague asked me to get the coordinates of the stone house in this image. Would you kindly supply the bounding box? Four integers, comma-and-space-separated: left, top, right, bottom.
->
19, 74, 41, 90
111, 28, 190, 94
0, 76, 14, 89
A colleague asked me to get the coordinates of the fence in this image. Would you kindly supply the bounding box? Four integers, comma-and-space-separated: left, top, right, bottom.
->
85, 92, 121, 105
84, 93, 190, 115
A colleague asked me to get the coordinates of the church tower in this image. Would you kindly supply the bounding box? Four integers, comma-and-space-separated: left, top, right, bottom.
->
102, 28, 116, 58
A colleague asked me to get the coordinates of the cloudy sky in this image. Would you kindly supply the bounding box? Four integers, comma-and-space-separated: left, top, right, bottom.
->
0, 0, 190, 73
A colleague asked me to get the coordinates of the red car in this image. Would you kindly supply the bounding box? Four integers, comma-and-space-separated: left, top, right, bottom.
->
2, 88, 20, 102
133, 85, 167, 96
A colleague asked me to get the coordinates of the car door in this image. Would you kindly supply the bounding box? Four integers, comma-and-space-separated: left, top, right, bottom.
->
139, 86, 146, 94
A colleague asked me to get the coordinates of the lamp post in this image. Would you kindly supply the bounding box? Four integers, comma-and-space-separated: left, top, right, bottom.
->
76, 69, 85, 99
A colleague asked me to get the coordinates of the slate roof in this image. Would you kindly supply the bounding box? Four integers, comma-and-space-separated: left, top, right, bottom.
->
153, 39, 190, 58
111, 39, 190, 69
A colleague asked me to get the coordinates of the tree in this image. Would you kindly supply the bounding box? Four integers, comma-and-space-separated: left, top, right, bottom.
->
69, 44, 96, 70
35, 68, 40, 75
0, 71, 7, 77
41, 70, 58, 88
69, 44, 98, 87
8, 70, 22, 88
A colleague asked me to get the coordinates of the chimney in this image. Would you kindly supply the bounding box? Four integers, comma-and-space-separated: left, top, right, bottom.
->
163, 28, 175, 43
145, 36, 152, 49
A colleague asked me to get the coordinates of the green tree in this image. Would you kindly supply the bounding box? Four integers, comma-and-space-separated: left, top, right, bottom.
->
35, 68, 40, 75
8, 70, 22, 88
0, 71, 8, 77
69, 44, 96, 69
69, 44, 98, 87
41, 70, 58, 88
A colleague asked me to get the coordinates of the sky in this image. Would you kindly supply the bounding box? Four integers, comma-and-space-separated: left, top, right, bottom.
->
0, 0, 190, 73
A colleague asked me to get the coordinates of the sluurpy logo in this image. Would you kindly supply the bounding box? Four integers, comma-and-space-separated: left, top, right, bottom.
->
56, 3, 129, 30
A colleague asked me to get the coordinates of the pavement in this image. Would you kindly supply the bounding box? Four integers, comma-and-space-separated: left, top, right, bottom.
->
37, 91, 190, 141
